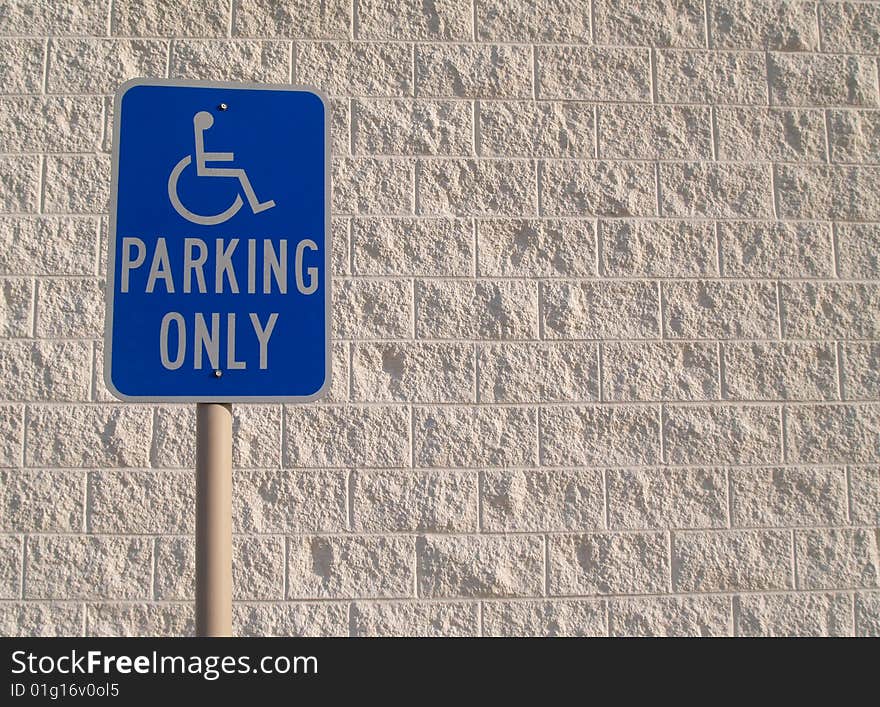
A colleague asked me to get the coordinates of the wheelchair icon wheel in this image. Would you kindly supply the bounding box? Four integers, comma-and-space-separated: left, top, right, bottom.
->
168, 154, 243, 226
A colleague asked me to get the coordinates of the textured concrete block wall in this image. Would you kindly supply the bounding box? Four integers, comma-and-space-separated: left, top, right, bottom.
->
0, 0, 879, 637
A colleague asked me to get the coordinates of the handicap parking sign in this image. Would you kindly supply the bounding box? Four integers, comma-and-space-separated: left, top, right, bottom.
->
105, 79, 330, 401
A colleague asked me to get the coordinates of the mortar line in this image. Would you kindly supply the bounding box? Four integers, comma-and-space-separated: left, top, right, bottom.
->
0, 213, 114, 220
471, 0, 477, 41
107, 0, 114, 36
10, 149, 880, 164
2, 587, 875, 605
791, 529, 799, 590
477, 601, 483, 637
150, 536, 158, 600
275, 402, 283, 467
31, 279, 39, 339
543, 534, 549, 597
535, 405, 543, 467
345, 469, 358, 533
472, 218, 479, 277
82, 471, 90, 533
472, 100, 480, 157
348, 218, 355, 274
41, 39, 50, 94
343, 469, 354, 533
410, 43, 416, 99
710, 106, 719, 160
835, 341, 845, 401
348, 97, 355, 156
780, 406, 788, 464
289, 41, 296, 83
876, 56, 880, 107
280, 399, 288, 470
18, 463, 879, 477
19, 535, 26, 600
597, 343, 604, 403
165, 41, 172, 79
724, 466, 743, 531
604, 601, 611, 637
11, 399, 880, 411
86, 336, 96, 402
20, 406, 27, 469
815, 2, 823, 53
90, 342, 99, 401
830, 222, 841, 278
410, 278, 416, 340
536, 280, 544, 340
473, 342, 479, 404
775, 280, 784, 339
228, 0, 235, 38
413, 534, 419, 598
595, 218, 602, 276
823, 109, 832, 163
851, 592, 857, 637
535, 160, 543, 217
409, 404, 415, 470
589, 0, 596, 44
731, 595, 738, 637
654, 161, 662, 216
593, 104, 600, 159
0, 34, 387, 43
17, 92, 880, 106
657, 280, 665, 340
844, 465, 853, 525
149, 406, 159, 467
477, 469, 483, 532
99, 98, 108, 162
602, 468, 610, 530
347, 342, 354, 401
714, 221, 722, 276
412, 162, 420, 216
649, 49, 658, 104
531, 44, 538, 100
38, 155, 47, 215
703, 0, 712, 49
283, 537, 289, 601
769, 163, 779, 219
764, 51, 772, 108
6, 398, 880, 410
19, 398, 880, 411
666, 531, 673, 593
658, 403, 666, 464
18, 37, 880, 53
717, 342, 726, 400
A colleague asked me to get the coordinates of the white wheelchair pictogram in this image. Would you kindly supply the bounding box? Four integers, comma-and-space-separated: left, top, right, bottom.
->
168, 111, 276, 226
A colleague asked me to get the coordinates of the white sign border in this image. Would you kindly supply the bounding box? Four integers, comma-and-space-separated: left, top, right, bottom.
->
103, 77, 332, 403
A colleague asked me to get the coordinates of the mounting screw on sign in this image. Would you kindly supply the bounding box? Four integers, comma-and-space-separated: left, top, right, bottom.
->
104, 79, 331, 402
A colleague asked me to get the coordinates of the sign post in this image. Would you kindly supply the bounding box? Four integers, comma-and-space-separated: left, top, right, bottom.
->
105, 79, 330, 636
196, 403, 233, 635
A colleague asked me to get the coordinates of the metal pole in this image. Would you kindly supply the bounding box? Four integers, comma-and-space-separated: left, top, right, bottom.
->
196, 402, 233, 637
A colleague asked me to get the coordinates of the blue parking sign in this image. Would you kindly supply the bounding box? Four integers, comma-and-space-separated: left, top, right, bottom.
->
104, 79, 330, 401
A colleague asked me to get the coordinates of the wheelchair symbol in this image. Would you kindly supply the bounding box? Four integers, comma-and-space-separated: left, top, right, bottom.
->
168, 111, 275, 226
